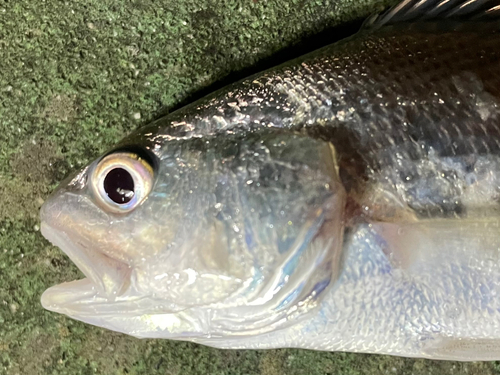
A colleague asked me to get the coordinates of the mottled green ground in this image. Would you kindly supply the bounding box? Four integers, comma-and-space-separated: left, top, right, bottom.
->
2, 0, 500, 374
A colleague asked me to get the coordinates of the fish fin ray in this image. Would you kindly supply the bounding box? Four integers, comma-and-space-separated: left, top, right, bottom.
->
372, 218, 500, 270
363, 0, 500, 30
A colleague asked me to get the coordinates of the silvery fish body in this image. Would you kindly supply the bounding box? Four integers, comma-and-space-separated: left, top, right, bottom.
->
41, 0, 500, 360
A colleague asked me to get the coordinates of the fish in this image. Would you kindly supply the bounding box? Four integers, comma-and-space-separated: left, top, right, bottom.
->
40, 0, 500, 361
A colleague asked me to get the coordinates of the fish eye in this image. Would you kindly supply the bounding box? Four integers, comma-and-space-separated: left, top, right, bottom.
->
91, 151, 154, 213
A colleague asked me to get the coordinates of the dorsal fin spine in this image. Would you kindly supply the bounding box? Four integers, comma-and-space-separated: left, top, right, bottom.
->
363, 0, 500, 30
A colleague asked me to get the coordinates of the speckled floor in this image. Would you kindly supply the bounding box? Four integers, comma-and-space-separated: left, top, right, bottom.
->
2, 0, 500, 374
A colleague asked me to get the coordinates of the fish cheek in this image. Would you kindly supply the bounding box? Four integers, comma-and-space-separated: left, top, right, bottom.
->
200, 219, 246, 277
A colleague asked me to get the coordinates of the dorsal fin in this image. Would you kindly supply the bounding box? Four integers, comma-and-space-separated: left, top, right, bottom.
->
363, 0, 500, 30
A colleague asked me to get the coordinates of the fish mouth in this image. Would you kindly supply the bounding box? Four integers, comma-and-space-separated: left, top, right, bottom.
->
40, 221, 132, 313
39, 221, 210, 337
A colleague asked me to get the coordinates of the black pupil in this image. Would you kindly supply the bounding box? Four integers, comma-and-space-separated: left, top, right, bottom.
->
103, 168, 135, 204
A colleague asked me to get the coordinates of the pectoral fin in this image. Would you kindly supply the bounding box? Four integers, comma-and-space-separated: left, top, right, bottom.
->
372, 219, 500, 270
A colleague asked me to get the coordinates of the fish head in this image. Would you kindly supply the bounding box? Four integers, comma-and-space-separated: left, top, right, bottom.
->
41, 129, 346, 339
